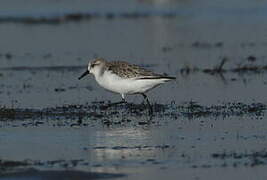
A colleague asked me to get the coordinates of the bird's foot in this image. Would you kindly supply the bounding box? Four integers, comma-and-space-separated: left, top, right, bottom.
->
100, 100, 127, 110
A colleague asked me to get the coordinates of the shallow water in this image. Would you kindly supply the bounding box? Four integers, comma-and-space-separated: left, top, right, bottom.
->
0, 0, 267, 179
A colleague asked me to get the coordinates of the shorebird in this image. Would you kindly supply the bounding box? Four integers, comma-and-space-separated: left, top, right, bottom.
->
78, 58, 176, 114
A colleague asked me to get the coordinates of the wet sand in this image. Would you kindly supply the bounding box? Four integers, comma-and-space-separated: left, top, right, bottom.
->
1, 0, 267, 179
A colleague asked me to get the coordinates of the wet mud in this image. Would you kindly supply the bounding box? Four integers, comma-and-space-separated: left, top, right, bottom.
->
0, 102, 265, 121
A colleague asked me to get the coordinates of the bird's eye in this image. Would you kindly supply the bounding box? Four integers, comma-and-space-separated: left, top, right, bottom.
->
91, 63, 99, 68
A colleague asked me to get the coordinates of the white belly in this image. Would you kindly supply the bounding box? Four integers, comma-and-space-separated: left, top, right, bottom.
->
95, 71, 168, 95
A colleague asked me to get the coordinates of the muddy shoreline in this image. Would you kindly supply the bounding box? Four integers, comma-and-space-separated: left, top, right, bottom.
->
0, 101, 265, 121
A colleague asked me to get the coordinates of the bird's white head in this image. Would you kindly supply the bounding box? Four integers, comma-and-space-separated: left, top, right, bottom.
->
78, 58, 107, 80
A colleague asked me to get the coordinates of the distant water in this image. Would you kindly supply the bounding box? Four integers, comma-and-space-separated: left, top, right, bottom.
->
0, 0, 267, 23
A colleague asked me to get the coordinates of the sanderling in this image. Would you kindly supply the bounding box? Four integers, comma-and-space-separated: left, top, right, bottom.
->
78, 58, 176, 114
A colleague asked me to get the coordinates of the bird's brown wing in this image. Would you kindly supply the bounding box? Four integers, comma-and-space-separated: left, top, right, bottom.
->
106, 61, 159, 78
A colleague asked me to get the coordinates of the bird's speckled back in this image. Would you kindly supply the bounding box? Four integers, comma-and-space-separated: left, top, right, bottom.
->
106, 61, 159, 78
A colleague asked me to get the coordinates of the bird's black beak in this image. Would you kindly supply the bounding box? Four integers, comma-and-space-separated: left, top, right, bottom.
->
78, 70, 89, 80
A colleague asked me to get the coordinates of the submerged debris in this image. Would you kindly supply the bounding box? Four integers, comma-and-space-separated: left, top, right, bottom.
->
202, 57, 228, 75
181, 56, 267, 76
212, 150, 267, 167
192, 41, 224, 48
0, 160, 29, 172
0, 159, 126, 178
0, 11, 177, 24
92, 145, 173, 151
0, 169, 125, 180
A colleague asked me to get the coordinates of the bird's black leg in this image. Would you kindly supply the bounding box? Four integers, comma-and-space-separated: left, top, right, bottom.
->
107, 99, 126, 107
141, 93, 153, 115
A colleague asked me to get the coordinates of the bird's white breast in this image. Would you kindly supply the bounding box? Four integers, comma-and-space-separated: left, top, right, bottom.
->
94, 70, 168, 95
